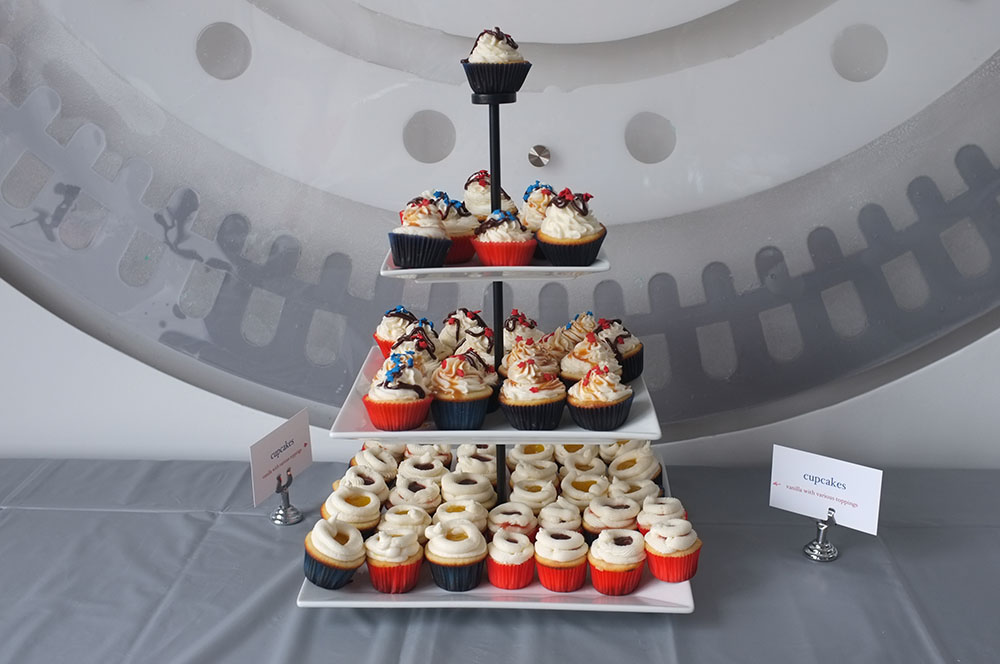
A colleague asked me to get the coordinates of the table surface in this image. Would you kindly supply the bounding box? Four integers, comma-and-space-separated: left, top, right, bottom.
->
1, 458, 996, 664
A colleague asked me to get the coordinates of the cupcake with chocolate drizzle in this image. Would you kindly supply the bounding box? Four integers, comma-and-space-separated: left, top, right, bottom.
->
471, 210, 537, 266
503, 309, 546, 352
597, 317, 644, 382
390, 196, 452, 268
463, 170, 518, 221
363, 352, 432, 431
430, 353, 494, 430
424, 189, 478, 264
453, 324, 497, 368
390, 323, 446, 371
461, 27, 532, 95
499, 357, 567, 431
439, 308, 489, 352
559, 331, 623, 385
374, 305, 417, 358
522, 181, 556, 234
536, 188, 606, 266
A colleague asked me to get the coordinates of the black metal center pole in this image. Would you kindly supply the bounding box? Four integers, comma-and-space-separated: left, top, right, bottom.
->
488, 101, 507, 502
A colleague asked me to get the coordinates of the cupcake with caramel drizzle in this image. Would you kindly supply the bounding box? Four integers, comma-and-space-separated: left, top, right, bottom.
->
597, 317, 644, 382
500, 335, 557, 379
499, 357, 567, 431
502, 309, 545, 352
559, 331, 623, 384
429, 353, 494, 430
567, 364, 635, 431
536, 188, 606, 266
462, 169, 518, 221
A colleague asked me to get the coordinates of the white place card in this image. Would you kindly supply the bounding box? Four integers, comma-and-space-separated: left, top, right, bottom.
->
250, 408, 313, 507
769, 444, 883, 535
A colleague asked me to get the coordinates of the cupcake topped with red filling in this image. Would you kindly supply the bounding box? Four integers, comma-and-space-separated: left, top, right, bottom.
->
522, 181, 556, 233
463, 170, 517, 220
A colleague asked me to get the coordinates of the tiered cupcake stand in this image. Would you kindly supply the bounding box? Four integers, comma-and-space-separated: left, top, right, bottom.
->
297, 60, 694, 614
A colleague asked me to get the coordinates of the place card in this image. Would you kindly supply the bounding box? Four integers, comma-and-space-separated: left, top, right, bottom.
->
250, 408, 313, 506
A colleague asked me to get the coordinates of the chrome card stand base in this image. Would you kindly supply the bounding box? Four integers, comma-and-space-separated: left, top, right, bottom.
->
270, 469, 304, 526
803, 508, 839, 562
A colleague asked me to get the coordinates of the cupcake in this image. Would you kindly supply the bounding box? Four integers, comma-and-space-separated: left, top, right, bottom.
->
560, 333, 623, 384
433, 499, 489, 533
538, 496, 583, 533
521, 181, 556, 234
503, 309, 546, 352
455, 452, 498, 486
439, 308, 489, 351
488, 530, 536, 589
553, 443, 597, 466
441, 472, 497, 509
365, 530, 424, 594
510, 459, 559, 488
500, 336, 558, 379
609, 478, 661, 507
388, 327, 441, 372
536, 188, 606, 266
374, 306, 417, 358
320, 486, 382, 538
428, 189, 478, 264
597, 318, 644, 383
607, 442, 663, 488
463, 170, 518, 221
534, 528, 588, 592
424, 520, 489, 591
386, 478, 442, 514
539, 327, 577, 363
361, 440, 407, 463
557, 454, 607, 480
644, 519, 702, 582
499, 359, 567, 430
349, 446, 398, 486
363, 353, 431, 431
509, 479, 558, 515
430, 354, 494, 430
332, 465, 390, 505
457, 442, 496, 457
471, 210, 537, 266
389, 196, 451, 268
560, 472, 610, 510
588, 529, 646, 596
488, 502, 539, 540
397, 453, 449, 486
567, 365, 634, 431
461, 27, 532, 95
582, 496, 641, 544
599, 439, 646, 464
453, 325, 497, 368
506, 443, 555, 470
303, 518, 366, 590
562, 311, 600, 347
378, 504, 432, 545
637, 496, 687, 535
404, 443, 453, 468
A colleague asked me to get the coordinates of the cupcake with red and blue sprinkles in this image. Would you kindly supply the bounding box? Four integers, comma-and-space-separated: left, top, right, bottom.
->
390, 196, 452, 268
461, 27, 532, 95
363, 352, 432, 431
536, 188, 606, 266
471, 210, 537, 266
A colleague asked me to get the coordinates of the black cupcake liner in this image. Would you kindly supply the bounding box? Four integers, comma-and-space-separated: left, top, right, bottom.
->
536, 232, 605, 266
427, 558, 486, 591
568, 394, 634, 431
461, 61, 531, 94
303, 551, 359, 590
431, 396, 490, 430
620, 345, 644, 383
486, 383, 501, 413
388, 232, 451, 269
500, 397, 565, 430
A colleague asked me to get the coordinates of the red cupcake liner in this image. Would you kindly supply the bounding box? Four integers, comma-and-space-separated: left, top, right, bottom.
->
487, 557, 535, 590
536, 560, 587, 592
471, 238, 537, 266
445, 235, 476, 264
373, 334, 395, 359
589, 561, 645, 596
367, 558, 422, 594
363, 395, 432, 431
647, 547, 701, 582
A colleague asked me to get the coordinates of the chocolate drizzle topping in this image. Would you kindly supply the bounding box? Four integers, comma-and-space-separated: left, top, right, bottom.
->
463, 170, 512, 201
474, 210, 525, 236
598, 318, 634, 349
391, 328, 437, 360
469, 26, 518, 55
464, 326, 495, 353
551, 188, 594, 217
503, 308, 537, 333
432, 190, 471, 218
383, 306, 417, 325
446, 308, 488, 330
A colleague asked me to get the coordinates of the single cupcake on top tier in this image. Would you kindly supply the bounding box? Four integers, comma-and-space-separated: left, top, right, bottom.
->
332, 465, 390, 505
567, 364, 634, 431
588, 529, 646, 596
534, 528, 589, 592
461, 27, 532, 95
463, 170, 518, 221
430, 354, 494, 430
471, 210, 536, 266
522, 181, 556, 234
560, 332, 623, 384
303, 517, 366, 590
644, 519, 702, 582
374, 306, 417, 357
364, 530, 424, 594
597, 318, 644, 383
500, 359, 567, 430
363, 352, 431, 431
424, 520, 489, 592
503, 309, 545, 352
390, 196, 451, 268
487, 530, 536, 590
536, 188, 606, 266
426, 189, 478, 264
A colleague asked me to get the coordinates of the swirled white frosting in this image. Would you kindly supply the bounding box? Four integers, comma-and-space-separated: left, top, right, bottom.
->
433, 499, 489, 532
350, 448, 398, 483
489, 530, 534, 565
560, 472, 610, 509
395, 200, 448, 239
309, 518, 366, 565
378, 504, 432, 544
457, 443, 496, 457
475, 214, 533, 243
501, 338, 557, 375
538, 496, 582, 531
522, 186, 554, 233
438, 308, 486, 350
397, 453, 449, 485
599, 439, 647, 464
553, 444, 597, 466
431, 355, 493, 400
336, 465, 389, 504
365, 529, 422, 564
375, 313, 414, 344
500, 374, 566, 403
508, 444, 554, 467
367, 363, 428, 403
510, 480, 558, 514
453, 326, 496, 367
637, 496, 686, 531
405, 444, 452, 465
419, 190, 479, 236
608, 445, 661, 483
424, 520, 488, 560
568, 366, 632, 404
464, 180, 517, 219
560, 339, 623, 380
323, 487, 381, 526
441, 472, 497, 506
388, 479, 442, 513
362, 440, 407, 462
534, 528, 587, 563
455, 453, 498, 482
503, 322, 546, 354
562, 312, 599, 347
582, 496, 641, 530
558, 456, 607, 480
538, 201, 604, 241
540, 328, 576, 361
644, 519, 699, 555
590, 529, 646, 566
510, 460, 559, 486
487, 502, 538, 536
597, 319, 643, 355
467, 30, 525, 64
609, 478, 660, 505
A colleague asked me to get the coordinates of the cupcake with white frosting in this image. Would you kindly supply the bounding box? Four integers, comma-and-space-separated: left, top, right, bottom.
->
460, 27, 532, 95
509, 479, 558, 515
607, 443, 663, 488
373, 306, 417, 358
534, 528, 589, 592
438, 308, 488, 352
404, 443, 453, 468
502, 309, 546, 352
597, 317, 644, 382
426, 189, 478, 264
560, 472, 610, 510
389, 196, 451, 268
430, 353, 494, 430
500, 336, 558, 379
424, 520, 489, 591
397, 453, 449, 487
506, 443, 555, 470
644, 519, 702, 582
471, 210, 537, 266
536, 188, 606, 266
363, 352, 431, 431
361, 440, 407, 463
557, 454, 607, 480
433, 499, 489, 533
387, 478, 442, 514
637, 496, 687, 535
320, 486, 382, 537
487, 530, 535, 589
567, 365, 634, 431
582, 496, 641, 543
553, 443, 597, 466
378, 504, 432, 545
303, 517, 366, 590
538, 496, 582, 532
457, 442, 496, 457
455, 451, 498, 486
500, 357, 566, 431
510, 459, 559, 488
599, 439, 646, 464
560, 333, 623, 384
441, 472, 497, 509
488, 502, 539, 540
521, 181, 556, 234
332, 465, 390, 505
588, 529, 646, 595
609, 478, 661, 508
365, 530, 424, 594
462, 170, 518, 221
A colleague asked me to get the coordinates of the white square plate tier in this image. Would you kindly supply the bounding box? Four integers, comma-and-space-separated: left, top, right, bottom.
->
379, 251, 610, 283
297, 573, 693, 614
330, 347, 661, 442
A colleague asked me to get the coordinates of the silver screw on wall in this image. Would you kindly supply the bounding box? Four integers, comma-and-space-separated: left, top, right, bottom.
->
528, 144, 550, 167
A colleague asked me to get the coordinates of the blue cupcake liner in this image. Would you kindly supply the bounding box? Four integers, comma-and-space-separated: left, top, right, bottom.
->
461, 61, 531, 94
620, 345, 644, 383
486, 384, 501, 413
428, 557, 486, 591
303, 550, 360, 590
388, 233, 451, 269
568, 394, 634, 431
537, 232, 605, 266
431, 396, 490, 430
500, 397, 565, 430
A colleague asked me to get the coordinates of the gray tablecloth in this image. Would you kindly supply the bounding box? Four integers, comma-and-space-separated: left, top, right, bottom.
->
1, 459, 996, 664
